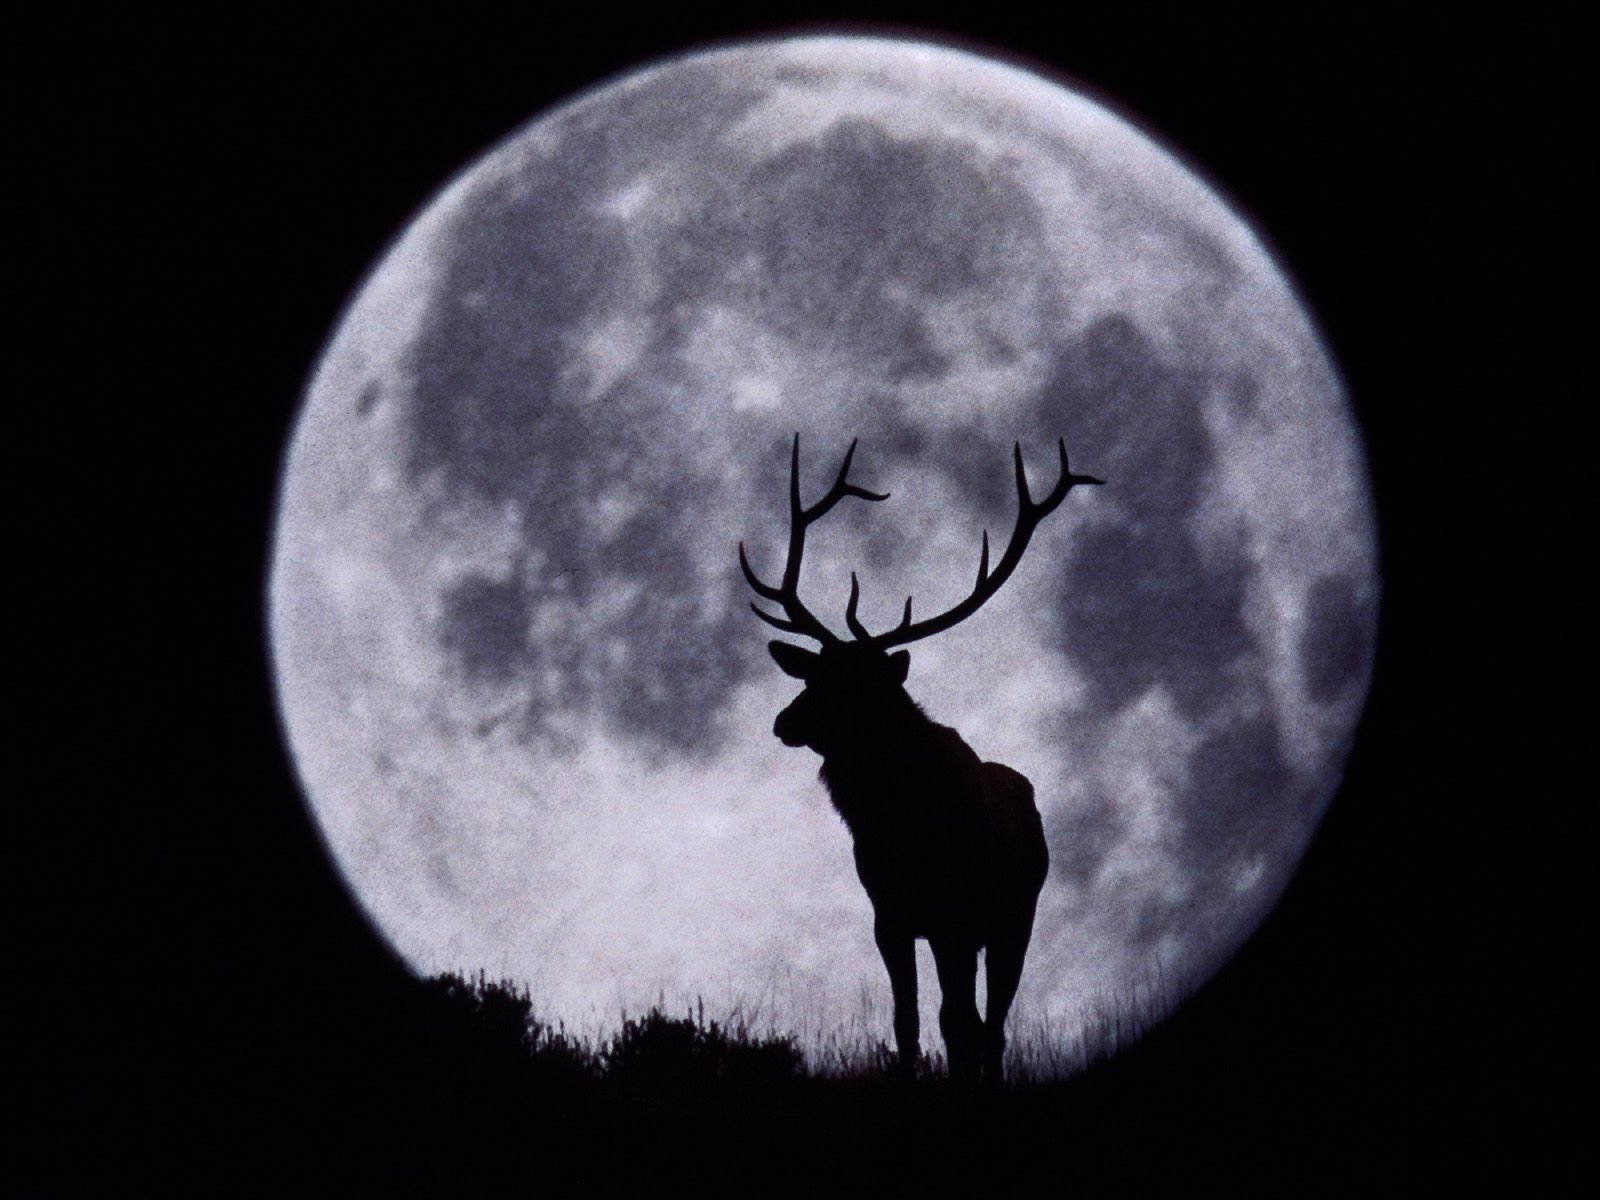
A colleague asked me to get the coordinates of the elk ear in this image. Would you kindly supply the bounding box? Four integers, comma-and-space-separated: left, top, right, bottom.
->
887, 650, 910, 683
769, 641, 819, 680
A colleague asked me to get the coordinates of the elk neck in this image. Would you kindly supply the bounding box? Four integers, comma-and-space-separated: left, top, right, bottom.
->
815, 690, 981, 836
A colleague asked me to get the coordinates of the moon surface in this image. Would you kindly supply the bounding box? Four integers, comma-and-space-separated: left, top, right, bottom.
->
269, 36, 1376, 1068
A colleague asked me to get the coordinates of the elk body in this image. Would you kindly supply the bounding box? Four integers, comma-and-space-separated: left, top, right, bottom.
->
741, 436, 1101, 1088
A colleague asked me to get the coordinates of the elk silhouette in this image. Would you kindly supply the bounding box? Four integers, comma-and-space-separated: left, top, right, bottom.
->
740, 435, 1102, 1088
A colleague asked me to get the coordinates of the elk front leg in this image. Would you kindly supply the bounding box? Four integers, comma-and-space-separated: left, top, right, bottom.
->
874, 917, 918, 1080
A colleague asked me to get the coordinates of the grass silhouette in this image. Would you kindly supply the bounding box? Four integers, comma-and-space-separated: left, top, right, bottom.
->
401, 968, 1247, 1191
67, 956, 1429, 1193
370, 958, 1439, 1196
424, 967, 1177, 1113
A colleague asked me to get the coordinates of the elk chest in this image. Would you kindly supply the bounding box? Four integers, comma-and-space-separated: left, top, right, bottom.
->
818, 726, 992, 919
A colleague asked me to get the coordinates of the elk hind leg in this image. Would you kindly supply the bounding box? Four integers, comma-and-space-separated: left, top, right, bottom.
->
982, 903, 1038, 1088
930, 937, 982, 1090
874, 918, 919, 1080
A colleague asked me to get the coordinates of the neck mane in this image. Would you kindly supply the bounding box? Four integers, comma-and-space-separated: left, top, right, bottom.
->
816, 691, 971, 834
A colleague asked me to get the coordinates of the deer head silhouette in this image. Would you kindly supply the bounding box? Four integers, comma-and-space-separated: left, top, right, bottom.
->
741, 435, 1102, 1088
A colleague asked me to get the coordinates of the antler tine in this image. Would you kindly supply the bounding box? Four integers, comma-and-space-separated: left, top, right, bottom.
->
845, 573, 870, 640
871, 439, 1102, 649
801, 437, 890, 522
845, 572, 913, 641
749, 602, 814, 636
1013, 441, 1033, 507
1013, 438, 1106, 518
741, 534, 834, 643
738, 541, 784, 602
742, 433, 889, 645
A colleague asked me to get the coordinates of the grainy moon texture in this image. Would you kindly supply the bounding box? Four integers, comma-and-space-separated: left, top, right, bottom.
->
269, 36, 1376, 1065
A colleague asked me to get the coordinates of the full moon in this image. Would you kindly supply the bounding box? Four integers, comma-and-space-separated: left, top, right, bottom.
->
269, 36, 1375, 1069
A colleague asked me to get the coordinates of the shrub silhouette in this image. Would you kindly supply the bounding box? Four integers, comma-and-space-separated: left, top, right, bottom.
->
603, 1001, 802, 1106
425, 974, 808, 1106
422, 971, 598, 1090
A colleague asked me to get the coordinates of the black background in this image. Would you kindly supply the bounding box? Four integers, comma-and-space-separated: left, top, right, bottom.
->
32, 5, 1569, 1192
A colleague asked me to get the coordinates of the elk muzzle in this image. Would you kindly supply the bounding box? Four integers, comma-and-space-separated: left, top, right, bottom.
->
773, 697, 812, 748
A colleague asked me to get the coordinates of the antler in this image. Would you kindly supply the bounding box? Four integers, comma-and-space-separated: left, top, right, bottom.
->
739, 434, 889, 644
849, 438, 1103, 648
